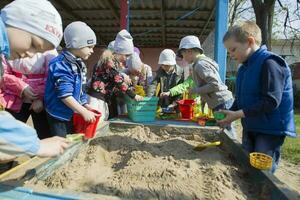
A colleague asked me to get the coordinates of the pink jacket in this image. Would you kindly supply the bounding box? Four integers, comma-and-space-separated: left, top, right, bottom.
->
0, 50, 58, 112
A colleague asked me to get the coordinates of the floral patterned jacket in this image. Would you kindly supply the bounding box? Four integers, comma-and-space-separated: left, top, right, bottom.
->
87, 50, 135, 103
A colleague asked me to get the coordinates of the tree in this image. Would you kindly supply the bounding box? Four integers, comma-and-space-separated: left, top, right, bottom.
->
251, 0, 275, 49
229, 0, 300, 50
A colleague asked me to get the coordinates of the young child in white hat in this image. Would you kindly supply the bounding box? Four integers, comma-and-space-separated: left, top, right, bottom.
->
0, 0, 68, 163
177, 35, 236, 139
148, 49, 184, 109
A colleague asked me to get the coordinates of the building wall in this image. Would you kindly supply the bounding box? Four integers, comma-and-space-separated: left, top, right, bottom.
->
272, 42, 300, 64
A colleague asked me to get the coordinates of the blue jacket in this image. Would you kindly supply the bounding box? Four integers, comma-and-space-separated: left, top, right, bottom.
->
45, 50, 87, 121
236, 46, 296, 137
0, 18, 40, 157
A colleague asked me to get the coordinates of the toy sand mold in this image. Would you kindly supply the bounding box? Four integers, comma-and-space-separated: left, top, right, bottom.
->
0, 120, 298, 200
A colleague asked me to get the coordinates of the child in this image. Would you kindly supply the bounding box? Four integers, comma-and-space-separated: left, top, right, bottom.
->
45, 21, 97, 137
125, 52, 153, 91
0, 0, 68, 162
107, 40, 115, 52
87, 30, 143, 121
177, 35, 236, 139
148, 49, 184, 109
0, 50, 57, 139
220, 21, 296, 173
114, 30, 134, 72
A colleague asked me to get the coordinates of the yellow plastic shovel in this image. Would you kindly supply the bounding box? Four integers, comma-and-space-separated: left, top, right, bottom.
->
194, 141, 221, 151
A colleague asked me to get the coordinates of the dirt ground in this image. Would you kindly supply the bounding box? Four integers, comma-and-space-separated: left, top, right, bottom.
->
26, 126, 263, 200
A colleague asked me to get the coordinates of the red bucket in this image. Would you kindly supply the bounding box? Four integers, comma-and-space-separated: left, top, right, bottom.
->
177, 99, 195, 119
73, 109, 101, 139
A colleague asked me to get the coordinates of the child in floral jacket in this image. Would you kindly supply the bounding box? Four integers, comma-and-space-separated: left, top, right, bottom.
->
87, 47, 143, 120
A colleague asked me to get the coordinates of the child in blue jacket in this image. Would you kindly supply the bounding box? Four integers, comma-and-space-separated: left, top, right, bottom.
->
220, 21, 296, 173
45, 22, 97, 137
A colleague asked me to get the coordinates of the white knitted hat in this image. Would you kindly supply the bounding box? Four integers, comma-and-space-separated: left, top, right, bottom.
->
1, 0, 63, 48
114, 29, 134, 55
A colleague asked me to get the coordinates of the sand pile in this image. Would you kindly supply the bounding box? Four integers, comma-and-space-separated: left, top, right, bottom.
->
27, 126, 260, 200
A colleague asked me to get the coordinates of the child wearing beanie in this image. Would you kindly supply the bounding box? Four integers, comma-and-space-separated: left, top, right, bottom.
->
87, 29, 143, 120
125, 52, 153, 92
0, 0, 67, 163
45, 21, 97, 137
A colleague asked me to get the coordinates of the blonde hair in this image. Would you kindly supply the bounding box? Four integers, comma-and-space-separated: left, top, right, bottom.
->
223, 21, 262, 46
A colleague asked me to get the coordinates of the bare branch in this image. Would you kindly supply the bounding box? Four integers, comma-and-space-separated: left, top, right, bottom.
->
236, 6, 253, 15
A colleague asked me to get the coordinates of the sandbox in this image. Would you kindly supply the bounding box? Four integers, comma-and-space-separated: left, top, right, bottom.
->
0, 120, 298, 200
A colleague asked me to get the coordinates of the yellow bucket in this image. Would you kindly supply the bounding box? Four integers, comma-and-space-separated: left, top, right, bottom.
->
250, 152, 272, 170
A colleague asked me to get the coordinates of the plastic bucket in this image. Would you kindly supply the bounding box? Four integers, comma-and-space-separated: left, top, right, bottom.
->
177, 99, 195, 119
73, 109, 101, 139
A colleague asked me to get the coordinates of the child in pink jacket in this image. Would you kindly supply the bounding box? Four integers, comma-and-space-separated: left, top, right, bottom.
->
0, 50, 57, 139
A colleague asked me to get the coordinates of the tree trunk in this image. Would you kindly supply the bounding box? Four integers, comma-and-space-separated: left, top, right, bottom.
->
251, 0, 275, 50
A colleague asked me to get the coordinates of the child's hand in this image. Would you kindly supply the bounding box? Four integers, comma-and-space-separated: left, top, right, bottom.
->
22, 86, 38, 101
0, 154, 16, 164
123, 74, 132, 85
30, 99, 44, 113
37, 136, 69, 157
160, 91, 170, 97
134, 95, 144, 101
217, 110, 245, 127
81, 109, 96, 123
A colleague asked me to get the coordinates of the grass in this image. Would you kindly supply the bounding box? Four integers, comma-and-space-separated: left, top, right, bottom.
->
281, 111, 300, 165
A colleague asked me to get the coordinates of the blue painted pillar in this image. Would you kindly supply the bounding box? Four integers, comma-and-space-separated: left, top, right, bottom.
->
214, 0, 228, 82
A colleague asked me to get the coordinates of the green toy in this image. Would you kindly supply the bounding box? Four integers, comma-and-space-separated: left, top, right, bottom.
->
213, 112, 226, 120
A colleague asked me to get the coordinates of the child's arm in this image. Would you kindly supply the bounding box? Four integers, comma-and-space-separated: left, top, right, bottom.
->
0, 111, 68, 161
0, 111, 40, 157
191, 62, 221, 95
146, 74, 159, 97
168, 76, 195, 97
61, 96, 95, 122
145, 66, 153, 86
112, 71, 143, 100
1, 56, 30, 98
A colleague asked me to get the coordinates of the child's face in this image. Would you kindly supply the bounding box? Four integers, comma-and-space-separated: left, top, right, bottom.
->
75, 46, 95, 60
181, 49, 194, 64
161, 65, 174, 73
6, 27, 54, 60
224, 37, 252, 64
130, 68, 141, 76
114, 53, 131, 65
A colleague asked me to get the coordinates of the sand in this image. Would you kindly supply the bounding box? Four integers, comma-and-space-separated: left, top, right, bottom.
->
26, 126, 261, 200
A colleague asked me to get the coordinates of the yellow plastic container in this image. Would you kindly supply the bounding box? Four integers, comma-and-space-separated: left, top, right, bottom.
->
135, 85, 146, 97
250, 152, 272, 170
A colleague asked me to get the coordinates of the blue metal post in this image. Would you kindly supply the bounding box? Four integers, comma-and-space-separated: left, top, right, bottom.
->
214, 0, 228, 82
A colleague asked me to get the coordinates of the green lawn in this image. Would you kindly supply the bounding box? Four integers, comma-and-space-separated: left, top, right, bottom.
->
281, 112, 300, 165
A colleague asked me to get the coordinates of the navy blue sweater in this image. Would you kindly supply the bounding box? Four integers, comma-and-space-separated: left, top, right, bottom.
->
231, 58, 286, 117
